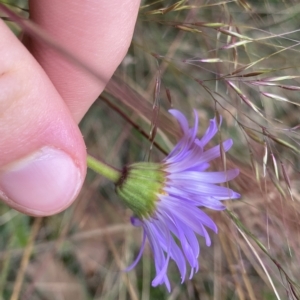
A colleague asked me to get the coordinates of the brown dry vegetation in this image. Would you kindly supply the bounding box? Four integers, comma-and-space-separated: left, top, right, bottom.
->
1, 0, 300, 299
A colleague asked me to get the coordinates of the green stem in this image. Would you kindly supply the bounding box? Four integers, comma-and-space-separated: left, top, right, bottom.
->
87, 155, 121, 183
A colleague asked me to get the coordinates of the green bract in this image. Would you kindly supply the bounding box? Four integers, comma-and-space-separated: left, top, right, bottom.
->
116, 162, 166, 219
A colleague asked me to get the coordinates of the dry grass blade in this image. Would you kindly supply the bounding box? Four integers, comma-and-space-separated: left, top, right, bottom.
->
174, 25, 202, 33
99, 96, 168, 155
227, 210, 300, 298
233, 71, 269, 78
218, 28, 253, 41
271, 153, 279, 180
193, 22, 226, 28
263, 142, 268, 178
244, 128, 264, 144
265, 133, 300, 156
280, 161, 293, 200
10, 217, 42, 300
227, 81, 264, 117
236, 228, 281, 300
105, 234, 139, 300
222, 39, 252, 49
149, 69, 161, 148
219, 233, 246, 300
237, 0, 252, 11
144, 0, 186, 15
105, 76, 180, 140
262, 92, 300, 107
263, 76, 300, 82
268, 168, 286, 198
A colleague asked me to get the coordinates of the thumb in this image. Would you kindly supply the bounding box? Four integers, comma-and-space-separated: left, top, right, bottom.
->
0, 21, 86, 216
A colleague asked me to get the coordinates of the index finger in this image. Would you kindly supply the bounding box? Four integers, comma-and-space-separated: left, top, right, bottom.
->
28, 0, 140, 122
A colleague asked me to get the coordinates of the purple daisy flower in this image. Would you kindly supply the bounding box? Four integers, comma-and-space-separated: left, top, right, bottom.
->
116, 109, 240, 291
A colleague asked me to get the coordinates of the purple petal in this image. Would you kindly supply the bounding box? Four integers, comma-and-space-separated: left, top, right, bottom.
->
196, 117, 220, 148
160, 197, 217, 233
164, 186, 227, 210
124, 230, 146, 272
149, 221, 172, 289
168, 181, 238, 198
130, 216, 143, 227
169, 109, 189, 135
174, 218, 199, 269
168, 169, 239, 183
198, 139, 233, 163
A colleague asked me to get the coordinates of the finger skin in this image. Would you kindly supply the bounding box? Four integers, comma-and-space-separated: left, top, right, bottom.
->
28, 0, 140, 122
0, 21, 86, 215
0, 1, 139, 215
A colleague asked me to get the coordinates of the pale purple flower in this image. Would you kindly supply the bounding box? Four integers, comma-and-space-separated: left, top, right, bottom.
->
125, 109, 240, 291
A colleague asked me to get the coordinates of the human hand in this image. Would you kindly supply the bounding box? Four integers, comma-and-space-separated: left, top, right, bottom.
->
0, 0, 140, 216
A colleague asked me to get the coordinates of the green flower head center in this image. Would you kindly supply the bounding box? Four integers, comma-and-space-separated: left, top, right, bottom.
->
115, 162, 166, 219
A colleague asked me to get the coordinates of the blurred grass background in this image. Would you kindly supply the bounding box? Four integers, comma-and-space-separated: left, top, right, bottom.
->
1, 0, 300, 299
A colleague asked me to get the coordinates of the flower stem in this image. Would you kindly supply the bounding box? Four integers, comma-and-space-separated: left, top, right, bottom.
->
87, 155, 121, 183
